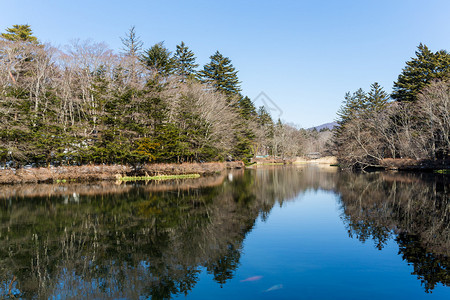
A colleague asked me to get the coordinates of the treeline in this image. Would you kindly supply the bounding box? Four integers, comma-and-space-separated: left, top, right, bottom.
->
1, 25, 315, 167
334, 44, 450, 169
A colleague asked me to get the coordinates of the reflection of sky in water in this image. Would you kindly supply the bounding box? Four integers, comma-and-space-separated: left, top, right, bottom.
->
182, 190, 450, 299
0, 281, 20, 298
0, 167, 448, 299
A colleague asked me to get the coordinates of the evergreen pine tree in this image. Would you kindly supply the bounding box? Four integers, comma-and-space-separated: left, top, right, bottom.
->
141, 42, 174, 75
392, 44, 450, 102
232, 96, 258, 161
336, 88, 367, 126
120, 25, 143, 57
173, 41, 198, 79
198, 51, 241, 96
257, 106, 273, 127
256, 106, 274, 155
120, 26, 143, 84
366, 82, 389, 112
1, 24, 38, 43
238, 96, 257, 119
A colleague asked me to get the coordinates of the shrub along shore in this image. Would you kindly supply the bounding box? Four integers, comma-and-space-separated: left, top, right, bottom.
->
0, 161, 244, 184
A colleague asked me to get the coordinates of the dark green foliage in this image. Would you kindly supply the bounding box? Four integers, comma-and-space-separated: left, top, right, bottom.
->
173, 41, 198, 79
232, 96, 258, 160
256, 106, 273, 127
238, 96, 256, 120
336, 84, 388, 126
392, 44, 450, 102
336, 83, 389, 129
141, 42, 174, 75
154, 123, 183, 162
232, 131, 254, 162
198, 51, 241, 96
336, 88, 367, 127
366, 82, 389, 112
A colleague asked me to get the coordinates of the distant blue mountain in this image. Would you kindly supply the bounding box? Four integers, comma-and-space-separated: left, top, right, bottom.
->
307, 122, 338, 131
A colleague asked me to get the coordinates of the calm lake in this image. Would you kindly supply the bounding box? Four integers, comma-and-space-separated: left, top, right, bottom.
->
0, 165, 449, 299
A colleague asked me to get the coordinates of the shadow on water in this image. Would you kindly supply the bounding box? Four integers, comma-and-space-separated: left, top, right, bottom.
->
0, 166, 448, 297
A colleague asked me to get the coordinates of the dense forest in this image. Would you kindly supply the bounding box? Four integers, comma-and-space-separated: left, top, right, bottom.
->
334, 44, 450, 169
0, 25, 323, 167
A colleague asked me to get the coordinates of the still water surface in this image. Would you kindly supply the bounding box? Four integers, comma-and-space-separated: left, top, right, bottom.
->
0, 165, 449, 299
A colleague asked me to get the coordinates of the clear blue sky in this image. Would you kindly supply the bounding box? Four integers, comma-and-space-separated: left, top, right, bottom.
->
2, 0, 450, 127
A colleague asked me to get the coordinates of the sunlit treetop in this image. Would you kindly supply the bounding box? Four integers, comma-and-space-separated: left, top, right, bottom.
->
392, 43, 450, 102
1, 24, 39, 43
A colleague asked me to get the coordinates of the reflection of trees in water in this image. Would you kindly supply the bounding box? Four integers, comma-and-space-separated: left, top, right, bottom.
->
252, 165, 338, 220
397, 233, 450, 293
337, 172, 450, 292
3, 167, 446, 297
0, 166, 323, 299
0, 188, 230, 298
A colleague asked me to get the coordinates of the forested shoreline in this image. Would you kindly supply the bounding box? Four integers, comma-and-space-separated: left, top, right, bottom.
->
0, 25, 253, 166
1, 25, 324, 168
334, 44, 450, 170
1, 24, 449, 172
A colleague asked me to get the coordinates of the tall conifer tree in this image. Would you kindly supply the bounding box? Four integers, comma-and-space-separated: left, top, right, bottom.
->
336, 88, 367, 126
366, 82, 389, 112
120, 26, 143, 57
238, 96, 257, 119
120, 26, 143, 83
198, 51, 241, 96
173, 41, 198, 79
392, 44, 450, 102
142, 42, 173, 75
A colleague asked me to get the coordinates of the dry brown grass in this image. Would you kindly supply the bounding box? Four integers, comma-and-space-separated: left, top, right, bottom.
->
295, 156, 338, 165
380, 158, 419, 169
0, 162, 244, 184
380, 158, 450, 170
0, 170, 247, 199
141, 161, 244, 176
